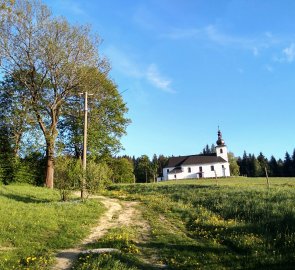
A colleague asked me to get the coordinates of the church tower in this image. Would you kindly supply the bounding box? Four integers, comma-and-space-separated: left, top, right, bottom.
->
215, 129, 228, 161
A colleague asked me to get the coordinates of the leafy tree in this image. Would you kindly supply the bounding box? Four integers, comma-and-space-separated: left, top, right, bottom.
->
151, 154, 159, 182
0, 0, 109, 188
228, 152, 240, 176
86, 160, 112, 193
244, 154, 262, 177
0, 124, 15, 183
59, 69, 129, 160
0, 160, 4, 183
111, 157, 134, 183
157, 154, 168, 176
55, 157, 83, 201
135, 155, 152, 183
0, 73, 35, 158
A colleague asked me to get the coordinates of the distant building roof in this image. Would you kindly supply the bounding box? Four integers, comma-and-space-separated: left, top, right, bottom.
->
167, 154, 227, 167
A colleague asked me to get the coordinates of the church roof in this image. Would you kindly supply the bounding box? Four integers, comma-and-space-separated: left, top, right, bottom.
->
167, 154, 227, 167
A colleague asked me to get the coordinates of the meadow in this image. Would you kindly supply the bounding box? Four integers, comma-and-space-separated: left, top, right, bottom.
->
0, 184, 105, 269
88, 177, 295, 270
1, 178, 295, 269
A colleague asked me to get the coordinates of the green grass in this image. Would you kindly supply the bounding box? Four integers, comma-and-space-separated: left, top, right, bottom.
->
2, 178, 295, 269
73, 227, 143, 270
0, 184, 105, 270
102, 177, 295, 269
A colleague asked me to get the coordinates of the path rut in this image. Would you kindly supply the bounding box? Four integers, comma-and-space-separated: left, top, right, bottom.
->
51, 195, 149, 270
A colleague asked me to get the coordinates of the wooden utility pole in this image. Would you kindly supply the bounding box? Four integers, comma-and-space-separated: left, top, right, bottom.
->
80, 91, 91, 199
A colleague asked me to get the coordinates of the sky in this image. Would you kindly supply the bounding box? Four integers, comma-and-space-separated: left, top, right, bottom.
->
44, 0, 295, 159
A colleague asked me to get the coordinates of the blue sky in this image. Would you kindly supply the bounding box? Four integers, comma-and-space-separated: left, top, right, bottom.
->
44, 0, 295, 159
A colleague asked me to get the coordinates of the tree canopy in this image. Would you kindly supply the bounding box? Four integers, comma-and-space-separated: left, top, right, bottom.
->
0, 0, 129, 187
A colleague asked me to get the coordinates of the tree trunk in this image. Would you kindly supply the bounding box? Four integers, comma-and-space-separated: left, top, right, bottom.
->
14, 132, 22, 158
45, 139, 55, 188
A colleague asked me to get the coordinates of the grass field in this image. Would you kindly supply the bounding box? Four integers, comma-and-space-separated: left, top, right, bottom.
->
1, 178, 295, 269
0, 184, 105, 270
96, 177, 295, 270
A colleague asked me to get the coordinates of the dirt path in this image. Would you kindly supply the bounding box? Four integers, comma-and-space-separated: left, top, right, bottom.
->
51, 195, 149, 270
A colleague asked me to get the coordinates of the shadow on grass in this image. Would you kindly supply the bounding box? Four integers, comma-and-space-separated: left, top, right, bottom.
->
139, 240, 295, 270
0, 192, 53, 203
74, 251, 169, 270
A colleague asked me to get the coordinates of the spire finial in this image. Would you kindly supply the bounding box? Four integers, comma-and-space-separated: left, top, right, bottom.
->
216, 128, 225, 146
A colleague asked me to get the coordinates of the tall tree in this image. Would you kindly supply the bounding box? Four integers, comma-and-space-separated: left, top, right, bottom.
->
157, 154, 168, 176
0, 73, 34, 157
0, 0, 108, 187
111, 157, 134, 183
268, 156, 279, 177
201, 144, 215, 155
151, 154, 159, 182
59, 69, 129, 160
135, 155, 151, 183
228, 152, 240, 176
257, 152, 268, 177
283, 152, 293, 177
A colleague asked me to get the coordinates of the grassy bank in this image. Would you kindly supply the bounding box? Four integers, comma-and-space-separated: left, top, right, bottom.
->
102, 177, 295, 269
0, 184, 105, 270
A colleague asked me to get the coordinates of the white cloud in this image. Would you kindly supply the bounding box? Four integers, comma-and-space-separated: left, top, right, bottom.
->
166, 25, 252, 47
104, 46, 174, 93
104, 46, 143, 78
164, 25, 280, 57
282, 43, 295, 62
146, 64, 174, 93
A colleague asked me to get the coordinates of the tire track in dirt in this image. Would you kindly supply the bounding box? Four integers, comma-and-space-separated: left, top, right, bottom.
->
51, 196, 150, 270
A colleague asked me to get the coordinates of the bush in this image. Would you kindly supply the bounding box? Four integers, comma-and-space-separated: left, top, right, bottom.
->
86, 160, 112, 194
54, 157, 83, 201
13, 159, 36, 184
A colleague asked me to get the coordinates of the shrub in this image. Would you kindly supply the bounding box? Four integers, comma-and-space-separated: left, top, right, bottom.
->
86, 160, 112, 194
54, 157, 83, 201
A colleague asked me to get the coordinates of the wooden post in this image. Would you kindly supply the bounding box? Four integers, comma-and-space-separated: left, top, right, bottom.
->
215, 170, 218, 186
81, 91, 88, 199
265, 166, 270, 189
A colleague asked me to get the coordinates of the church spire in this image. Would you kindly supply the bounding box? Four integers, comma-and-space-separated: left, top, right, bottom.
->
216, 127, 225, 146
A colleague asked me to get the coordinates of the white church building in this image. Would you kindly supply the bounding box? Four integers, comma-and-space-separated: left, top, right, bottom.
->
160, 130, 230, 181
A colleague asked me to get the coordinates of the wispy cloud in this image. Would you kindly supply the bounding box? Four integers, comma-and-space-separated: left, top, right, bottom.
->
104, 46, 174, 93
104, 46, 143, 78
146, 64, 174, 93
273, 43, 295, 63
164, 25, 278, 56
282, 43, 295, 62
165, 25, 252, 46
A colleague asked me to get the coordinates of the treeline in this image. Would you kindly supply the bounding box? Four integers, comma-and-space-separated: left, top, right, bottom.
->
120, 154, 168, 183
238, 151, 295, 177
